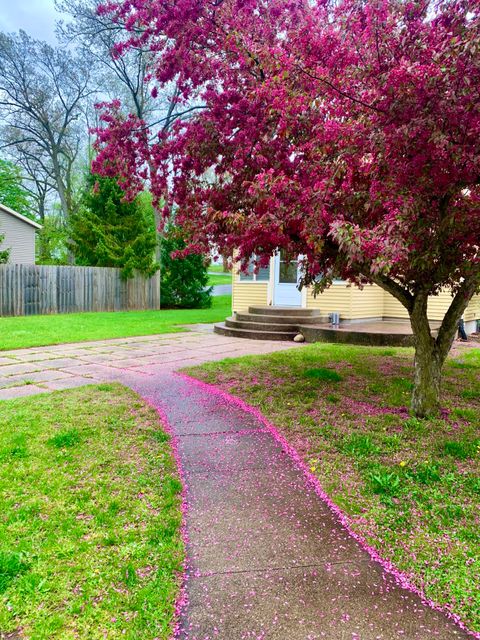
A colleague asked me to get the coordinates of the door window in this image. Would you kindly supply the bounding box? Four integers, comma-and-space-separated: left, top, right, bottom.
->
278, 252, 298, 284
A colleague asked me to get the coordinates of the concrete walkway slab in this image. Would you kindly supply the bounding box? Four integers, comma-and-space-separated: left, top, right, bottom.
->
0, 384, 46, 400
0, 369, 73, 388
0, 329, 473, 639
43, 375, 95, 391
183, 468, 365, 573
184, 562, 461, 640
133, 375, 470, 640
177, 431, 287, 474
0, 362, 42, 376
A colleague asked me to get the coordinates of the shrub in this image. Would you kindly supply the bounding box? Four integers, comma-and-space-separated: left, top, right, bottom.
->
160, 226, 212, 309
0, 233, 10, 264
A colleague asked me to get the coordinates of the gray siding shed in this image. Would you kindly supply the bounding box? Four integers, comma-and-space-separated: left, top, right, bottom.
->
0, 204, 42, 264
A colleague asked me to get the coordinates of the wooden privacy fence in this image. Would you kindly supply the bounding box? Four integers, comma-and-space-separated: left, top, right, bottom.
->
0, 265, 160, 317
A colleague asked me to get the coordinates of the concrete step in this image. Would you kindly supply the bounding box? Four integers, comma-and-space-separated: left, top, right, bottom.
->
248, 306, 320, 317
214, 323, 296, 341
236, 312, 330, 325
225, 317, 300, 332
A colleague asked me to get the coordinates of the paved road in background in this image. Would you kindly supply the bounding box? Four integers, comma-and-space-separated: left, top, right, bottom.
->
211, 283, 232, 296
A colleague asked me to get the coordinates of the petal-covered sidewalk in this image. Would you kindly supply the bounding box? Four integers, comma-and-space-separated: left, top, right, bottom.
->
132, 374, 470, 640
0, 330, 472, 638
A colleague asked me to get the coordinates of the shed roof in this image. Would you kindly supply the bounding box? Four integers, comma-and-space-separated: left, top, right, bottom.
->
0, 203, 42, 230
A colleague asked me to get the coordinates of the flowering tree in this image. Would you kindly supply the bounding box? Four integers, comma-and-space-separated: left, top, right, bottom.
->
94, 0, 480, 417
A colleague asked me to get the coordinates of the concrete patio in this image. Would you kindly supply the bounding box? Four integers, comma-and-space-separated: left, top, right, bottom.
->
0, 327, 301, 400
300, 319, 442, 347
214, 305, 448, 347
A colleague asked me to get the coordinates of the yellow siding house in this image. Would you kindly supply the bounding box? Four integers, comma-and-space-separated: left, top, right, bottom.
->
232, 254, 480, 334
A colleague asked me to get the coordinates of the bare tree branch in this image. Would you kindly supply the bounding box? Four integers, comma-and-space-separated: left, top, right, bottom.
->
0, 30, 92, 223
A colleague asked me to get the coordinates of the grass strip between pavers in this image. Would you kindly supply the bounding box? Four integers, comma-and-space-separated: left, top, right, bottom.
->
185, 343, 480, 635
0, 384, 183, 640
0, 295, 231, 351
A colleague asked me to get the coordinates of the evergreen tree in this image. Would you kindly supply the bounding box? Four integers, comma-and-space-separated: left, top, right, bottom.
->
160, 226, 212, 309
70, 174, 158, 279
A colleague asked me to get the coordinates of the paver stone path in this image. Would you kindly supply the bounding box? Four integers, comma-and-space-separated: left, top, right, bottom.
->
0, 329, 472, 639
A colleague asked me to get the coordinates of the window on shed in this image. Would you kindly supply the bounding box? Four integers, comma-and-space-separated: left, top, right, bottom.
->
239, 255, 270, 282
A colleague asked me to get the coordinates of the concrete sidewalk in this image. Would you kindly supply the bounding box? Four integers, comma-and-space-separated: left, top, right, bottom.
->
0, 331, 471, 638
133, 374, 468, 640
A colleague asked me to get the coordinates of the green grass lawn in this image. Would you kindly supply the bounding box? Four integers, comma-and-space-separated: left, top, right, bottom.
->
186, 343, 480, 633
207, 273, 232, 286
0, 385, 183, 640
208, 264, 230, 274
0, 295, 231, 351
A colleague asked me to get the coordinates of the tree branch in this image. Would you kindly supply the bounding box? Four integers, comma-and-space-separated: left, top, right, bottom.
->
294, 64, 388, 115
371, 274, 414, 312
436, 276, 480, 359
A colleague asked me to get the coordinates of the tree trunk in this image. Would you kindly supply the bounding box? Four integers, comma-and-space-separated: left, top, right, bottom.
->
153, 206, 162, 263
409, 292, 445, 417
52, 155, 70, 222
411, 336, 443, 417
373, 274, 478, 419
37, 198, 46, 264
51, 152, 75, 264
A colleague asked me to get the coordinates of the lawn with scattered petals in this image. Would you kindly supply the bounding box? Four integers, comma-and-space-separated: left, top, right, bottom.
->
186, 343, 480, 633
0, 384, 183, 640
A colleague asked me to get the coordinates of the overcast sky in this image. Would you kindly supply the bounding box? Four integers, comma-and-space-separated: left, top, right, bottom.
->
0, 0, 67, 44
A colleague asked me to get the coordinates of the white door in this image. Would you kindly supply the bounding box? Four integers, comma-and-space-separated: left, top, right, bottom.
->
273, 251, 303, 306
